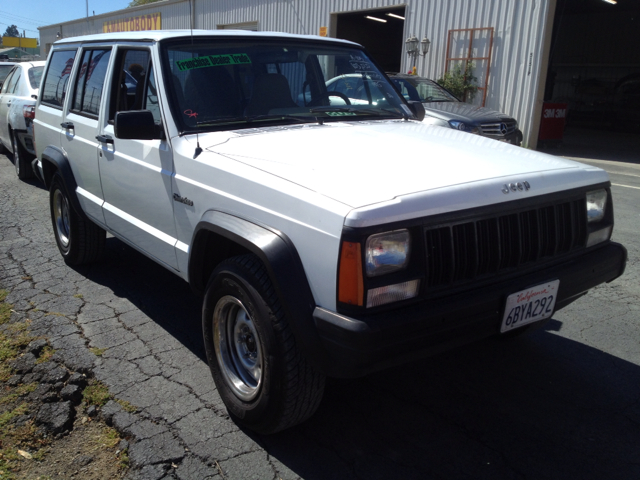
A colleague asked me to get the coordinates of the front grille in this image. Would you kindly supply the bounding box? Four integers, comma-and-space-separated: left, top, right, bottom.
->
480, 120, 517, 136
424, 198, 587, 288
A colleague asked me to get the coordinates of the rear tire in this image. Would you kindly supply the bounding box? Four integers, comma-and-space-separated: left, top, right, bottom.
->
49, 173, 106, 265
203, 254, 325, 434
12, 132, 34, 180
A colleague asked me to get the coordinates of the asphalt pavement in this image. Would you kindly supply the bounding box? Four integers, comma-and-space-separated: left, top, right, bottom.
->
1, 139, 638, 479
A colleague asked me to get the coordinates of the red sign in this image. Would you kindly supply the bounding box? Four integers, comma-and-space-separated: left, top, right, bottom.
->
539, 102, 568, 141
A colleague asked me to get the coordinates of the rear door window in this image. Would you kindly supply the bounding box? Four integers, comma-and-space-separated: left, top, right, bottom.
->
41, 50, 77, 108
72, 48, 112, 117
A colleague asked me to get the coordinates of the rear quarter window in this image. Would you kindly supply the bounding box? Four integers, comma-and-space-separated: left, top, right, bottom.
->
28, 66, 44, 90
0, 64, 13, 83
41, 50, 78, 108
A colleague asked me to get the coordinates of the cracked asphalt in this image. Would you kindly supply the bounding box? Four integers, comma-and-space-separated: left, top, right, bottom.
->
1, 152, 639, 480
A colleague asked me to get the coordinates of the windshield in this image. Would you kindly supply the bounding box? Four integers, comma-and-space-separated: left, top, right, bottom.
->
392, 77, 459, 103
161, 38, 409, 132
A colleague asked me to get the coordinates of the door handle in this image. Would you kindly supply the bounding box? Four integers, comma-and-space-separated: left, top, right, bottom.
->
60, 122, 74, 129
96, 134, 114, 145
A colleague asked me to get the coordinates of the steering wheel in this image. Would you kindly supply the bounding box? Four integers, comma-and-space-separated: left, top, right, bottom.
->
308, 91, 352, 106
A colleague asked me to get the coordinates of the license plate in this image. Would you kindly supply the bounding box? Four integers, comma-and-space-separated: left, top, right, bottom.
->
500, 280, 560, 333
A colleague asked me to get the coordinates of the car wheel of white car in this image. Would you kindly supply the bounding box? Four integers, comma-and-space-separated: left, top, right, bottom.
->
12, 132, 33, 180
49, 173, 106, 265
202, 253, 325, 434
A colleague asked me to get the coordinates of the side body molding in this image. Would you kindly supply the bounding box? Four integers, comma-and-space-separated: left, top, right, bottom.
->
40, 145, 89, 221
189, 211, 329, 372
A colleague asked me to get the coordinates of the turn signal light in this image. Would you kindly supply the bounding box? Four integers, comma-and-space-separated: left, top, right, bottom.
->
338, 241, 363, 306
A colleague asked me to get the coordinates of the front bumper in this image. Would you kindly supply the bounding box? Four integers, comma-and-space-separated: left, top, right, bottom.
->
483, 128, 523, 146
313, 242, 626, 378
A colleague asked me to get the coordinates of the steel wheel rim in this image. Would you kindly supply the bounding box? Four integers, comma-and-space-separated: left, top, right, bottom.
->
213, 295, 263, 401
12, 135, 19, 175
53, 189, 71, 249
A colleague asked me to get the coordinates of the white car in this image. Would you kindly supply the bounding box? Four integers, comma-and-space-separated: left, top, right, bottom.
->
34, 30, 626, 434
0, 61, 46, 179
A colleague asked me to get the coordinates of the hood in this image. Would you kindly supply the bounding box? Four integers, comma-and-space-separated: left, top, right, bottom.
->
202, 121, 604, 211
423, 102, 514, 124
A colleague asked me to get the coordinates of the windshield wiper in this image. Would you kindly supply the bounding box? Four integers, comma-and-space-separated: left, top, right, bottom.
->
196, 114, 315, 127
309, 106, 404, 118
244, 114, 314, 123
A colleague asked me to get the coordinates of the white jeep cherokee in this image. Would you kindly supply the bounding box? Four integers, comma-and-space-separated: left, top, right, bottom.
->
34, 30, 626, 434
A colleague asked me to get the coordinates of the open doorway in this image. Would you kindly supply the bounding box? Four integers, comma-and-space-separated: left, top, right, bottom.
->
543, 0, 640, 157
334, 6, 406, 73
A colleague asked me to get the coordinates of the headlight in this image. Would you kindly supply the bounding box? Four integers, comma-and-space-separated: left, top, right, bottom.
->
448, 120, 467, 131
365, 229, 410, 277
586, 189, 607, 223
586, 189, 612, 247
448, 120, 479, 134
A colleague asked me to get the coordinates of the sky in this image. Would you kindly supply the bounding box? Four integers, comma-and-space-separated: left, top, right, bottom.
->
1, 0, 133, 40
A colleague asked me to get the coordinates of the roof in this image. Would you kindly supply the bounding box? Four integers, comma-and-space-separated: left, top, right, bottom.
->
53, 29, 360, 47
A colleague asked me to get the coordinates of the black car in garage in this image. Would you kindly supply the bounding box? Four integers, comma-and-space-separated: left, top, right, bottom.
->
389, 73, 523, 145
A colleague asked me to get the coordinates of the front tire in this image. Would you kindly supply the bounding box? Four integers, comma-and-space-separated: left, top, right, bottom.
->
12, 132, 33, 180
203, 254, 325, 434
49, 174, 106, 265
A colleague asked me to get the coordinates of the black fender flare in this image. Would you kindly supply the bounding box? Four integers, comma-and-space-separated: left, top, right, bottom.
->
40, 145, 89, 221
190, 211, 330, 373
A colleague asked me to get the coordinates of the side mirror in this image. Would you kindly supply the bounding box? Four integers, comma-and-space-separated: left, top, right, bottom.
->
115, 110, 159, 140
407, 100, 426, 122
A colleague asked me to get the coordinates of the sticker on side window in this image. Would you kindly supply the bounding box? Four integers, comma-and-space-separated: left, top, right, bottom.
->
176, 53, 251, 71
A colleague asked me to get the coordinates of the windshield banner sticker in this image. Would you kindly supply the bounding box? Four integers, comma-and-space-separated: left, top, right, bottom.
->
176, 54, 251, 71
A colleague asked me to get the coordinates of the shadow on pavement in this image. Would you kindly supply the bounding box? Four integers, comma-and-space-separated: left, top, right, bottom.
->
75, 237, 640, 480
539, 125, 640, 165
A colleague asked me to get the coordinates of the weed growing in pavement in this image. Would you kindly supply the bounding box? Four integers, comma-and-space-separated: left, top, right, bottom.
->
0, 290, 12, 325
83, 382, 138, 413
0, 403, 29, 428
89, 347, 106, 357
0, 290, 127, 478
99, 426, 121, 448
115, 399, 137, 413
0, 383, 37, 405
82, 381, 112, 407
35, 346, 55, 364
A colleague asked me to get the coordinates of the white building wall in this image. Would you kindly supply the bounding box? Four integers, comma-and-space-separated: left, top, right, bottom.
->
39, 0, 554, 147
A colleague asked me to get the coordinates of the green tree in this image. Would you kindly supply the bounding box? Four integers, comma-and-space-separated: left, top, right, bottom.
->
2, 25, 19, 38
128, 0, 163, 7
437, 62, 479, 103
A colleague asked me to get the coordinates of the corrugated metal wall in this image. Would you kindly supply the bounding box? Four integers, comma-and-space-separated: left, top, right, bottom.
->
39, 0, 190, 51
39, 0, 553, 146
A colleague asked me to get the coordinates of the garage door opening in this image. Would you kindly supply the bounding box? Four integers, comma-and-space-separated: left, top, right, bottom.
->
541, 0, 640, 158
334, 7, 406, 74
